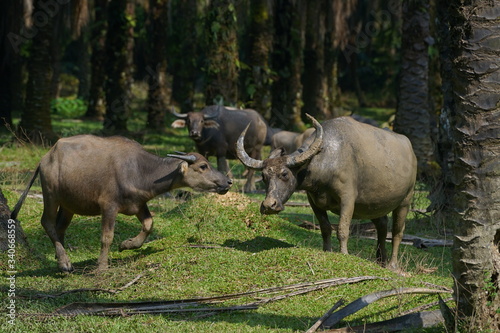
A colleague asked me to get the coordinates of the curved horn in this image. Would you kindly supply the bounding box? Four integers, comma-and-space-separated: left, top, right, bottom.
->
285, 114, 323, 167
167, 153, 197, 163
236, 123, 264, 170
172, 108, 188, 119
204, 105, 221, 120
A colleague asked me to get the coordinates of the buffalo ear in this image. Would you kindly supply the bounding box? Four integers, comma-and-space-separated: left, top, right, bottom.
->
171, 119, 186, 128
203, 120, 220, 129
178, 161, 189, 175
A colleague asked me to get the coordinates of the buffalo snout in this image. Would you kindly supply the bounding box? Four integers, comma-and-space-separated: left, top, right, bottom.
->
260, 197, 284, 214
216, 178, 233, 195
189, 130, 202, 141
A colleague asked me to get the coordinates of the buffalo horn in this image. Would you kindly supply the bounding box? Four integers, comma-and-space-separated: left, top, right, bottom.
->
203, 105, 221, 120
171, 107, 188, 119
285, 114, 323, 167
167, 153, 197, 163
236, 123, 264, 170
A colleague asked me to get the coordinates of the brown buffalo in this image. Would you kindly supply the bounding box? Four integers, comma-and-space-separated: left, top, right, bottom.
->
11, 135, 232, 272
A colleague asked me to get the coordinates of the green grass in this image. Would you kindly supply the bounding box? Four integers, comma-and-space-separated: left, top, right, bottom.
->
0, 114, 453, 332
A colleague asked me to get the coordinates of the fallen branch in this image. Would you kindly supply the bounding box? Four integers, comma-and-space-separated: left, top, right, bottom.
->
321, 287, 453, 329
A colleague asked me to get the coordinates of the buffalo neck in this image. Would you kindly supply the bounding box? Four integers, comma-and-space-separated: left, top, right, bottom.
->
137, 152, 184, 198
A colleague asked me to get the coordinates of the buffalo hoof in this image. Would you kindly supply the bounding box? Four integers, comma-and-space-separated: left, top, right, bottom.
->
119, 238, 142, 251
58, 262, 74, 273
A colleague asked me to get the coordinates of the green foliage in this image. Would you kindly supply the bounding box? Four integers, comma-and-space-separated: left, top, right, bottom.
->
50, 97, 87, 118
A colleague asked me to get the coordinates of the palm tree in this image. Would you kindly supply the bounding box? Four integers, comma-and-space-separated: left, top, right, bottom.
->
447, 0, 500, 329
85, 0, 107, 120
170, 0, 198, 113
17, 0, 59, 144
270, 0, 306, 130
145, 0, 168, 130
394, 0, 433, 177
0, 0, 27, 130
204, 0, 239, 105
302, 0, 327, 120
240, 0, 273, 116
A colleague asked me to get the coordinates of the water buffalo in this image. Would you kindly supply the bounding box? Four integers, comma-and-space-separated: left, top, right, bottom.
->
271, 128, 315, 154
171, 105, 267, 192
237, 115, 417, 269
11, 135, 232, 272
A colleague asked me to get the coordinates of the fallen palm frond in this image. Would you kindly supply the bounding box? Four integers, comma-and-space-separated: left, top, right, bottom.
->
316, 287, 453, 331
322, 310, 445, 333
44, 276, 384, 317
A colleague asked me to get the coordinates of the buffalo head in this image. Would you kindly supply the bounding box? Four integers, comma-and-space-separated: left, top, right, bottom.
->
167, 152, 232, 194
236, 114, 323, 214
171, 107, 220, 141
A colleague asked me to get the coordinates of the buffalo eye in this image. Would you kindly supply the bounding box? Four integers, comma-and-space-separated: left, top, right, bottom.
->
280, 170, 289, 180
199, 163, 209, 171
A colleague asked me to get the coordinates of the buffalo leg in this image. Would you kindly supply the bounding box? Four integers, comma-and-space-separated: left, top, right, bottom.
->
55, 207, 74, 248
41, 201, 73, 272
388, 205, 408, 270
336, 196, 356, 255
308, 195, 332, 251
217, 156, 233, 178
244, 149, 262, 193
371, 216, 388, 265
97, 208, 118, 271
119, 205, 153, 251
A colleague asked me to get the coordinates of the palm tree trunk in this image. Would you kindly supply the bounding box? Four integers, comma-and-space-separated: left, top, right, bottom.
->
170, 0, 197, 113
270, 0, 306, 131
18, 0, 58, 144
85, 0, 107, 120
204, 0, 239, 105
394, 0, 433, 177
302, 0, 327, 120
145, 0, 168, 130
448, 0, 500, 329
241, 0, 272, 116
103, 0, 134, 132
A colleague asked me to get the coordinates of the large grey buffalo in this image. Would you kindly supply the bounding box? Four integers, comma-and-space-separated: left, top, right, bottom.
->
271, 128, 315, 154
172, 105, 267, 192
237, 115, 417, 269
11, 135, 232, 272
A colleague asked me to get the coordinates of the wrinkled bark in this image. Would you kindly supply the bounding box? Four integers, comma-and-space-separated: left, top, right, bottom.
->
270, 0, 306, 131
448, 0, 500, 329
204, 0, 239, 105
85, 0, 107, 120
145, 0, 168, 130
394, 0, 433, 177
103, 0, 134, 132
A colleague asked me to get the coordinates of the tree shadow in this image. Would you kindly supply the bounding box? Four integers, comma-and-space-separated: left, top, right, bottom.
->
222, 236, 295, 253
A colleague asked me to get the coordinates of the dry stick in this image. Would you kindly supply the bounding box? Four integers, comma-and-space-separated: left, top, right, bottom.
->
321, 287, 453, 329
305, 299, 345, 333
